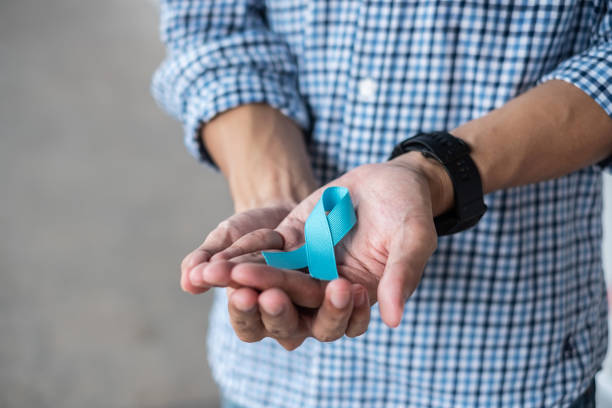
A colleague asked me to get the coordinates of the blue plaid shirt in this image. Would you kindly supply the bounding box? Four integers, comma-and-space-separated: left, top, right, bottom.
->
152, 1, 612, 407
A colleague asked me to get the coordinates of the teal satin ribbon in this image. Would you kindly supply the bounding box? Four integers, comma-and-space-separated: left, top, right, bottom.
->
262, 186, 356, 280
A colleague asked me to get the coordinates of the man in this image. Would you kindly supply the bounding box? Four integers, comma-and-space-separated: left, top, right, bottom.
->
152, 1, 612, 407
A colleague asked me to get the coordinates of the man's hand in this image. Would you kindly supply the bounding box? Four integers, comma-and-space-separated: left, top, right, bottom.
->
180, 205, 292, 294
180, 103, 371, 349
203, 260, 371, 349
210, 152, 453, 329
181, 102, 316, 294
181, 207, 372, 350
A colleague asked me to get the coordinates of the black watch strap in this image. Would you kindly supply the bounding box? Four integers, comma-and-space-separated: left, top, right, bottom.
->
389, 131, 487, 236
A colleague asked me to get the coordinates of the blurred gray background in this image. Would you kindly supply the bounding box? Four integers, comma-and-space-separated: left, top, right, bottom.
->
0, 1, 610, 408
1, 0, 230, 407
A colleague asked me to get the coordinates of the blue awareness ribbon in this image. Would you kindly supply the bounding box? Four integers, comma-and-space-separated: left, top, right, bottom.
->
262, 186, 357, 280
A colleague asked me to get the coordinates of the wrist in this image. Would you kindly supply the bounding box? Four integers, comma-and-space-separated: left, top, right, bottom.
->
201, 103, 317, 212
227, 147, 317, 212
230, 170, 316, 212
450, 123, 495, 194
390, 151, 454, 216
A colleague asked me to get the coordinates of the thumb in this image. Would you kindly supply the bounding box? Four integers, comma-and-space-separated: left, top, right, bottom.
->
378, 218, 437, 328
274, 185, 326, 250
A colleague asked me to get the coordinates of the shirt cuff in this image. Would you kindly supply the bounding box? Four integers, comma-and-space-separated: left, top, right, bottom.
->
181, 67, 311, 167
539, 40, 612, 172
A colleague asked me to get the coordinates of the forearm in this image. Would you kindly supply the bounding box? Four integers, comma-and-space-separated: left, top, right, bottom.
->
453, 80, 612, 195
202, 103, 317, 211
394, 80, 612, 219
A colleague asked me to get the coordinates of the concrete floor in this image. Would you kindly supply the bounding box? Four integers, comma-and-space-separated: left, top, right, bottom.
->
0, 1, 230, 407
1, 1, 611, 408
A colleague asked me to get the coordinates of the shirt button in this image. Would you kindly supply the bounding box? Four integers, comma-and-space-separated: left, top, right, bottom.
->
358, 78, 377, 102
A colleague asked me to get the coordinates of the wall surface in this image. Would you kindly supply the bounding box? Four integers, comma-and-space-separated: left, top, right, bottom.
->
0, 1, 228, 407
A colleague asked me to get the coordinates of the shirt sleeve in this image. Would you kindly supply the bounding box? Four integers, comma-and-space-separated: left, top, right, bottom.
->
151, 0, 311, 166
539, 1, 612, 172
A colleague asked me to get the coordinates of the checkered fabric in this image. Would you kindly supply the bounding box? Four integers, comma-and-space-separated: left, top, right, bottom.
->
152, 1, 612, 407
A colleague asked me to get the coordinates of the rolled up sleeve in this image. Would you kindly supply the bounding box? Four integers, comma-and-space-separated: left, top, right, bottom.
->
151, 0, 310, 166
539, 2, 612, 171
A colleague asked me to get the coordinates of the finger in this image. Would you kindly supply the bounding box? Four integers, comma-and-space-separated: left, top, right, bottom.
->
311, 278, 353, 342
231, 263, 325, 308
272, 186, 328, 250
182, 221, 236, 271
228, 287, 265, 343
345, 284, 371, 338
183, 263, 212, 294
276, 183, 333, 231
211, 228, 284, 261
180, 226, 234, 293
181, 211, 271, 289
181, 247, 212, 274
273, 220, 306, 252
180, 248, 213, 294
193, 256, 283, 290
378, 219, 437, 328
195, 260, 245, 289
271, 180, 346, 251
275, 336, 307, 351
258, 288, 302, 340
185, 259, 238, 293
192, 256, 285, 290
181, 206, 292, 294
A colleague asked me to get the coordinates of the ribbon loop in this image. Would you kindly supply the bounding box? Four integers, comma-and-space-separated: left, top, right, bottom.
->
262, 186, 356, 280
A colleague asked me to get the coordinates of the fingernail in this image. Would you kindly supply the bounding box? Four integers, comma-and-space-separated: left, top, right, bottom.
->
202, 264, 220, 285
330, 288, 350, 309
262, 302, 284, 317
235, 300, 256, 313
189, 267, 202, 286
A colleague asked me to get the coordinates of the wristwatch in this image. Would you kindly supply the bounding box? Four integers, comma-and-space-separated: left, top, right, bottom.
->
388, 131, 487, 236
